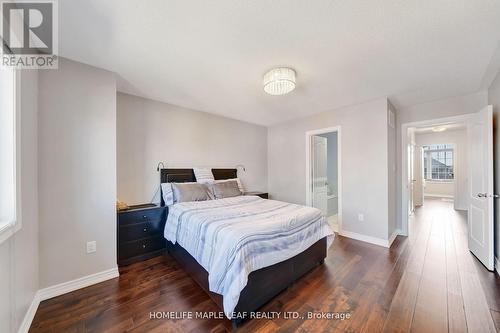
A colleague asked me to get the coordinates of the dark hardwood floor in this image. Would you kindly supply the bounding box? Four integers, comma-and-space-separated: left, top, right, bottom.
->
30, 198, 500, 332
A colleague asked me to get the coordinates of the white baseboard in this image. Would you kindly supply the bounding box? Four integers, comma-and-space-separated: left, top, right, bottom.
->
388, 229, 401, 247
495, 257, 500, 276
339, 229, 401, 248
424, 193, 454, 199
18, 267, 119, 333
18, 292, 41, 333
38, 267, 119, 301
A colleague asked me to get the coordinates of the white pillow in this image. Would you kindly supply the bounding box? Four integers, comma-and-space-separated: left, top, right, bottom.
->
161, 183, 174, 206
193, 167, 215, 184
215, 178, 244, 193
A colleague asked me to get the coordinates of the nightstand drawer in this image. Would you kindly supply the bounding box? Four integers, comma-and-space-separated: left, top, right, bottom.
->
119, 219, 164, 242
118, 207, 165, 225
119, 235, 166, 261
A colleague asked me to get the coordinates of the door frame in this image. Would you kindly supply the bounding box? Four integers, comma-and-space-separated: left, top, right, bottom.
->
305, 126, 342, 232
401, 114, 472, 236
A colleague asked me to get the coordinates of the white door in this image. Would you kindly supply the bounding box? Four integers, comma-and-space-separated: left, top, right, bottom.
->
408, 143, 415, 215
413, 146, 424, 207
468, 105, 494, 270
312, 136, 328, 215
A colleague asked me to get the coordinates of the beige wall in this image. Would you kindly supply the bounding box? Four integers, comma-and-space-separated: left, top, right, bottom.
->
424, 181, 454, 197
268, 98, 391, 240
488, 69, 500, 260
0, 70, 39, 332
117, 93, 268, 205
38, 59, 117, 288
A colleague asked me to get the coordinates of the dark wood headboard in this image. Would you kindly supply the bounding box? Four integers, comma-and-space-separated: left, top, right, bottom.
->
160, 168, 196, 183
160, 168, 238, 206
212, 168, 237, 180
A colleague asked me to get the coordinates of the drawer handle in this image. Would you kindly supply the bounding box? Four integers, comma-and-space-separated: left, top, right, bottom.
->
142, 215, 148, 220
143, 228, 148, 232
142, 244, 147, 249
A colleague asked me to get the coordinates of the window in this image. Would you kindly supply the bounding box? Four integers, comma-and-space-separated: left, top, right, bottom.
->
0, 68, 19, 244
423, 144, 454, 181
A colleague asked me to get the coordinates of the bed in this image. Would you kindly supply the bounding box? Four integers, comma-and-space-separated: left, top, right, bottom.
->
160, 168, 334, 326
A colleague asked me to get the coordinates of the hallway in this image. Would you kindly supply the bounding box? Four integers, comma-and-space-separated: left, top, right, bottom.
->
384, 198, 499, 332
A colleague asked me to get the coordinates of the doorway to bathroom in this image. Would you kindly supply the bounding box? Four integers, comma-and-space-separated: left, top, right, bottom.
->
305, 126, 342, 232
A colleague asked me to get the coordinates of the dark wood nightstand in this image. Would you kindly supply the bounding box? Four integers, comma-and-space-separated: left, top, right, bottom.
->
243, 191, 269, 199
117, 204, 167, 266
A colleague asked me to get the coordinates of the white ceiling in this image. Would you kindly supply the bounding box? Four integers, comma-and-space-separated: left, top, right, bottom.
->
59, 0, 500, 126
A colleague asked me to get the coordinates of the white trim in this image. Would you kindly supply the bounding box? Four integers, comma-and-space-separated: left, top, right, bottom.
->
305, 126, 342, 233
0, 70, 22, 245
424, 194, 454, 199
388, 229, 401, 247
339, 229, 400, 248
37, 267, 119, 301
17, 268, 119, 333
14, 69, 22, 234
18, 292, 40, 333
495, 257, 500, 276
0, 223, 15, 244
401, 113, 472, 236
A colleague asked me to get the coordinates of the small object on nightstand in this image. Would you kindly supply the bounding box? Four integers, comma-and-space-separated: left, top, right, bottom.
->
116, 200, 129, 211
243, 191, 268, 199
117, 204, 167, 266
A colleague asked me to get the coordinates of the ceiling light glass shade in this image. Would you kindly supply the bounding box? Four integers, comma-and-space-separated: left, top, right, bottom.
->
263, 67, 296, 95
432, 126, 447, 132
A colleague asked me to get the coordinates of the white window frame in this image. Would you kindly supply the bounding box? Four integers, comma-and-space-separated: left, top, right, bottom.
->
0, 69, 22, 244
422, 144, 455, 183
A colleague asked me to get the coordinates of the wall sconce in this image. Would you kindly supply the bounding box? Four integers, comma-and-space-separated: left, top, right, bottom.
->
156, 162, 165, 172
235, 164, 246, 172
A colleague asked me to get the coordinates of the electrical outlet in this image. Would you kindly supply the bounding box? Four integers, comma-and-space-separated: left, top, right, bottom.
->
86, 241, 97, 254
358, 213, 364, 222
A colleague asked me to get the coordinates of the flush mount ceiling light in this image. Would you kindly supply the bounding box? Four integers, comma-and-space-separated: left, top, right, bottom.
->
263, 67, 296, 95
432, 126, 447, 132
